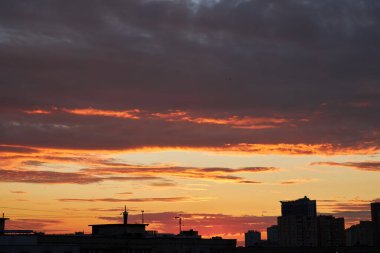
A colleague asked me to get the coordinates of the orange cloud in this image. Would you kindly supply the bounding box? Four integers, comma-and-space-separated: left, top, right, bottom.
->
0, 146, 276, 184
23, 109, 51, 115
23, 107, 290, 129
152, 110, 289, 129
12, 107, 379, 155
0, 145, 278, 184
61, 108, 141, 119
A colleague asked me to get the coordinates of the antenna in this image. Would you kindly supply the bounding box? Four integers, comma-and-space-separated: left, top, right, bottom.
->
0, 213, 9, 235
141, 210, 144, 224
175, 216, 182, 234
121, 206, 128, 225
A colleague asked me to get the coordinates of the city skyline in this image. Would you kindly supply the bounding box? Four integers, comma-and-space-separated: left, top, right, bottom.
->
2, 197, 380, 253
1, 0, 380, 244
2, 196, 380, 246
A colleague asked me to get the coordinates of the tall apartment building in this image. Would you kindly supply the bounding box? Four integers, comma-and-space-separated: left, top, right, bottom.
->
278, 196, 318, 247
371, 202, 380, 246
281, 196, 317, 217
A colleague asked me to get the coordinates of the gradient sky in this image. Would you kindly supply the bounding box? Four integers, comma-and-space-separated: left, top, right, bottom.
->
1, 0, 380, 244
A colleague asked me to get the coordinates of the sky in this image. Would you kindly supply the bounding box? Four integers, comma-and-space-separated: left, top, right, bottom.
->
1, 0, 380, 244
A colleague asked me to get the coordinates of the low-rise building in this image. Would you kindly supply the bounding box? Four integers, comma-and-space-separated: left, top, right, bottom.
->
244, 230, 261, 247
266, 225, 278, 245
346, 221, 374, 246
317, 215, 345, 247
0, 209, 236, 253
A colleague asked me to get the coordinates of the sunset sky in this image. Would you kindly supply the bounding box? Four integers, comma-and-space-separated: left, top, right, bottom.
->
1, 0, 380, 244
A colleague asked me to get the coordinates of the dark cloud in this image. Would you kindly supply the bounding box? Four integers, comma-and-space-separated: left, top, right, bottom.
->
58, 197, 191, 203
0, 0, 379, 151
0, 145, 39, 153
9, 190, 27, 194
116, 192, 133, 195
317, 198, 380, 225
88, 207, 136, 212
321, 210, 371, 227
312, 161, 380, 171
317, 199, 339, 203
0, 168, 161, 184
106, 176, 162, 181
22, 160, 45, 166
279, 178, 317, 185
81, 164, 274, 183
0, 151, 276, 184
0, 168, 102, 184
7, 218, 63, 232
15, 198, 28, 202
200, 167, 276, 173
149, 182, 178, 187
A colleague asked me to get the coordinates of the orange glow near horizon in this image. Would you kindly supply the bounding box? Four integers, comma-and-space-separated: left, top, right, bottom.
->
3, 109, 380, 242
2, 141, 378, 157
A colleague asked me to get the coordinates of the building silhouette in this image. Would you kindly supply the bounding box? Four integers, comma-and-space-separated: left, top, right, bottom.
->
0, 208, 235, 253
266, 225, 278, 245
237, 197, 380, 253
278, 196, 318, 247
346, 220, 374, 246
244, 230, 261, 247
89, 206, 148, 236
277, 196, 346, 248
371, 202, 380, 246
317, 215, 345, 247
0, 213, 9, 235
280, 196, 316, 217
4, 199, 380, 253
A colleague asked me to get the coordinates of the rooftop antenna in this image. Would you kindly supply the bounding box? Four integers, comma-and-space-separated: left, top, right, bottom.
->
121, 205, 128, 225
0, 213, 9, 235
175, 215, 182, 234
141, 210, 144, 224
